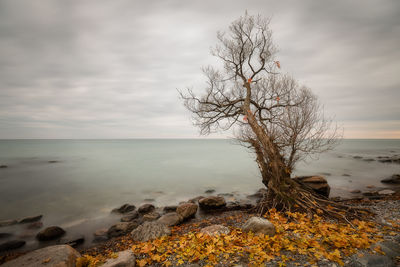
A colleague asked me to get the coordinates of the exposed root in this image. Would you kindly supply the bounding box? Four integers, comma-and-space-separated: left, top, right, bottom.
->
256, 184, 373, 223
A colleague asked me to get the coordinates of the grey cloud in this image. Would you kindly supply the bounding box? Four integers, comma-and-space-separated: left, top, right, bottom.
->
0, 0, 399, 138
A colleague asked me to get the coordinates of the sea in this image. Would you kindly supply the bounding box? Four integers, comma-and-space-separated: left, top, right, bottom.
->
0, 139, 399, 249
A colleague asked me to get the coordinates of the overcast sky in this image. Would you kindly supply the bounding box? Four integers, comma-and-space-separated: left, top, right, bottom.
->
0, 0, 399, 139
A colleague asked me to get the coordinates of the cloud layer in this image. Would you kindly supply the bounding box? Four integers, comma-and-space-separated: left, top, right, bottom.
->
0, 0, 399, 138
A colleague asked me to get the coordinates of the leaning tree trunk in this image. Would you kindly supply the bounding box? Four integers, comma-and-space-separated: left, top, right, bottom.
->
243, 82, 369, 220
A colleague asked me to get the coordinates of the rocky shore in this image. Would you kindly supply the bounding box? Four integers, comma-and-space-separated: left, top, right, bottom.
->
1, 174, 400, 266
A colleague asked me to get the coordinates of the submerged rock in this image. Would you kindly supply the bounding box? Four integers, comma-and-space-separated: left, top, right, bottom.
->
204, 189, 216, 194
18, 215, 43, 224
93, 228, 108, 243
0, 233, 13, 239
0, 219, 18, 227
112, 203, 136, 214
199, 196, 226, 210
381, 174, 400, 184
62, 235, 85, 248
176, 203, 198, 220
242, 217, 276, 236
0, 165, 7, 168
26, 221, 43, 229
1, 245, 81, 267
131, 221, 171, 242
138, 204, 155, 214
0, 240, 25, 252
200, 225, 230, 236
247, 188, 268, 199
350, 189, 361, 194
36, 226, 66, 241
102, 249, 136, 267
188, 196, 204, 204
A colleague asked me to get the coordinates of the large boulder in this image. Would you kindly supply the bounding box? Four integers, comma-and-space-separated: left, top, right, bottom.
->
242, 217, 276, 236
0, 240, 25, 252
293, 176, 331, 197
112, 204, 136, 214
131, 221, 171, 242
1, 245, 80, 267
176, 203, 198, 220
200, 225, 230, 236
138, 204, 155, 214
198, 196, 226, 210
101, 249, 136, 267
157, 212, 183, 226
18, 215, 43, 224
36, 226, 66, 241
381, 174, 400, 184
107, 222, 139, 238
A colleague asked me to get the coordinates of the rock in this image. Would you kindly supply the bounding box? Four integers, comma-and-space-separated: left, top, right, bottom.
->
350, 253, 395, 267
26, 221, 43, 229
157, 212, 183, 226
375, 241, 400, 259
107, 222, 139, 238
247, 188, 268, 199
350, 189, 361, 194
163, 205, 178, 213
176, 203, 198, 220
204, 189, 216, 194
121, 211, 139, 222
0, 240, 25, 252
112, 203, 136, 214
138, 204, 155, 214
242, 217, 276, 236
0, 165, 7, 168
102, 249, 136, 267
18, 215, 43, 224
188, 196, 204, 204
0, 219, 18, 227
378, 189, 396, 195
0, 233, 13, 239
36, 226, 66, 241
1, 245, 80, 267
48, 160, 60, 163
381, 174, 400, 184
62, 236, 85, 248
131, 221, 171, 242
200, 225, 230, 236
198, 196, 226, 210
93, 228, 108, 243
142, 211, 161, 222
293, 176, 331, 197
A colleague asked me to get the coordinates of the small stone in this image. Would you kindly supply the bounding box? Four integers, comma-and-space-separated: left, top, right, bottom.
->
381, 174, 400, 184
138, 204, 155, 214
158, 212, 183, 226
378, 189, 395, 195
102, 249, 136, 267
107, 222, 139, 238
242, 217, 276, 236
204, 189, 216, 194
0, 219, 18, 227
18, 215, 43, 224
131, 221, 171, 242
36, 226, 66, 241
142, 211, 161, 222
121, 211, 139, 222
112, 203, 136, 214
366, 185, 375, 188
198, 196, 226, 210
350, 189, 361, 194
0, 240, 25, 252
176, 202, 198, 220
163, 205, 178, 213
200, 225, 230, 236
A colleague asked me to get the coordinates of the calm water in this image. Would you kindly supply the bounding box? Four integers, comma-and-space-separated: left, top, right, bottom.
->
0, 139, 399, 248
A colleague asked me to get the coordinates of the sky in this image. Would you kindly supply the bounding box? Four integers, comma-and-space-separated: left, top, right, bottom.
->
0, 0, 399, 139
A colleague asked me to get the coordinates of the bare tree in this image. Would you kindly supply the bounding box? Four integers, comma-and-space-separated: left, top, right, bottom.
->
180, 13, 364, 219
